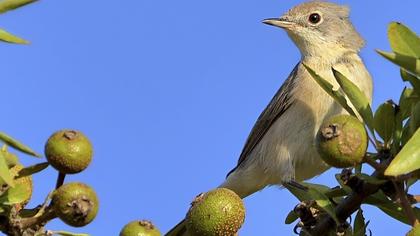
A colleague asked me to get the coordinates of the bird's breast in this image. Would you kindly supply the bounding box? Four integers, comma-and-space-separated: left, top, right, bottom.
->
255, 57, 372, 183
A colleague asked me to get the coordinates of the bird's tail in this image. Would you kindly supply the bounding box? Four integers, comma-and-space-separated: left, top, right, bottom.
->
165, 219, 188, 236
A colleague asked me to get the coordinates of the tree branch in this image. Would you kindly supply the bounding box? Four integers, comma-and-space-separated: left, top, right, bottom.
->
393, 181, 417, 226
18, 206, 56, 230
304, 162, 392, 236
305, 180, 380, 235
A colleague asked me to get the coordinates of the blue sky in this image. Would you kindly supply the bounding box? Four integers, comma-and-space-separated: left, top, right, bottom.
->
1, 0, 419, 235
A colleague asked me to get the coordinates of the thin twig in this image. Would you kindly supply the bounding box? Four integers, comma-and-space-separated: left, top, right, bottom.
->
32, 191, 54, 218
392, 181, 417, 226
367, 134, 378, 150
363, 156, 382, 171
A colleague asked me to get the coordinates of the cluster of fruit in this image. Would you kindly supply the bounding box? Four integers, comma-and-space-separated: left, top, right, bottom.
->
120, 188, 245, 236
45, 130, 98, 228
0, 130, 98, 236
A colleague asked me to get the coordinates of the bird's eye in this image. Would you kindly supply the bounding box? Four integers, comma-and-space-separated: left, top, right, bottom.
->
308, 13, 321, 24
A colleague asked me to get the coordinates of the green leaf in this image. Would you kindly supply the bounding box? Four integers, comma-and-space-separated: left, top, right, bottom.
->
399, 88, 418, 121
401, 70, 420, 96
401, 119, 412, 146
402, 101, 420, 146
385, 128, 420, 176
353, 209, 368, 236
0, 28, 28, 44
374, 102, 396, 144
332, 68, 374, 132
0, 152, 14, 187
410, 102, 420, 135
307, 187, 339, 224
0, 0, 38, 14
377, 50, 420, 76
284, 182, 311, 202
392, 119, 404, 156
393, 88, 419, 154
285, 210, 299, 224
303, 64, 357, 116
301, 182, 331, 193
16, 162, 49, 178
364, 191, 420, 225
388, 22, 420, 57
0, 183, 29, 205
0, 132, 40, 157
285, 182, 340, 225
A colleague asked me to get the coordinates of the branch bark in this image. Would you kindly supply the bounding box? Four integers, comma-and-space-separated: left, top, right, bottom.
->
18, 206, 56, 230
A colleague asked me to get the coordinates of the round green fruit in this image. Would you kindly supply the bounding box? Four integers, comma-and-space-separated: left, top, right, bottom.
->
52, 182, 99, 227
186, 188, 245, 236
45, 130, 93, 174
120, 220, 161, 236
316, 115, 368, 168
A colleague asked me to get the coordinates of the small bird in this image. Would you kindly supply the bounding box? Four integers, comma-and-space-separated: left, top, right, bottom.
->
167, 1, 373, 235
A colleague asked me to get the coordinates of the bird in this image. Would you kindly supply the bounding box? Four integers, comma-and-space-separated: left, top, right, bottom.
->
167, 1, 373, 235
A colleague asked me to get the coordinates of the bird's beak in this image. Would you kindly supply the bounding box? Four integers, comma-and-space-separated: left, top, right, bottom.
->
262, 18, 294, 29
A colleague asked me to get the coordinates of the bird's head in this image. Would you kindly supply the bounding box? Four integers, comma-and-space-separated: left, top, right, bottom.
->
263, 1, 364, 58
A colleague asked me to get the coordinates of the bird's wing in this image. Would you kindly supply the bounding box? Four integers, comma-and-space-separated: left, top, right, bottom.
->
227, 63, 300, 177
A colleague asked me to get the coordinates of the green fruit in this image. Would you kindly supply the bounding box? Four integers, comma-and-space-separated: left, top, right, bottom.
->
52, 182, 99, 227
120, 220, 161, 236
316, 115, 368, 168
186, 188, 245, 236
407, 223, 420, 236
45, 130, 93, 174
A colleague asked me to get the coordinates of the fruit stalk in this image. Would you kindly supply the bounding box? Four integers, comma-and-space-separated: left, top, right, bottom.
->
55, 172, 66, 189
